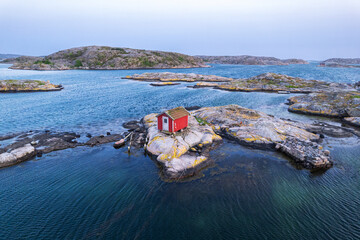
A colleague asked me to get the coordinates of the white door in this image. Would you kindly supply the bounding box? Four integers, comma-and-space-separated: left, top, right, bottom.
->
162, 116, 169, 131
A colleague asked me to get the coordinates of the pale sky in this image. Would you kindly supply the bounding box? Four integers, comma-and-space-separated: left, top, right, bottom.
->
0, 0, 359, 60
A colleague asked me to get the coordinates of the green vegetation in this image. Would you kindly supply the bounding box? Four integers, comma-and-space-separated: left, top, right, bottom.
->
152, 51, 161, 57
34, 59, 53, 65
74, 60, 83, 67
351, 95, 360, 99
64, 50, 84, 60
195, 116, 209, 125
286, 85, 300, 88
140, 57, 156, 67
111, 48, 128, 54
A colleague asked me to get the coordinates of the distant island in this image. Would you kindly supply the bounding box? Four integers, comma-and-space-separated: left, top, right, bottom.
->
318, 58, 360, 68
196, 55, 309, 65
1, 46, 209, 70
0, 53, 21, 61
0, 80, 63, 92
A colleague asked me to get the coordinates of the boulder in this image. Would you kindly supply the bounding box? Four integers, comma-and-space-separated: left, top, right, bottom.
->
0, 144, 36, 168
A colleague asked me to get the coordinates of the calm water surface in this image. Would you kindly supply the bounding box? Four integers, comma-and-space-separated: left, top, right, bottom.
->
0, 63, 360, 239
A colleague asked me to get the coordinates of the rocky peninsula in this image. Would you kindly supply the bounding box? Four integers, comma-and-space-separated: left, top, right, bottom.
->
197, 55, 308, 65
0, 80, 63, 92
2, 46, 209, 70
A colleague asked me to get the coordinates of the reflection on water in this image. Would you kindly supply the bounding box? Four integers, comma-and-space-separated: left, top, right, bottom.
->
0, 63, 360, 239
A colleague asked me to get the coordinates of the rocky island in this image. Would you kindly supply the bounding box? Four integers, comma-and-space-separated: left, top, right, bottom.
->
124, 72, 233, 82
287, 91, 360, 127
211, 73, 354, 93
1, 46, 209, 70
126, 72, 353, 93
197, 55, 309, 65
142, 105, 337, 179
0, 53, 20, 61
318, 58, 360, 68
0, 80, 63, 92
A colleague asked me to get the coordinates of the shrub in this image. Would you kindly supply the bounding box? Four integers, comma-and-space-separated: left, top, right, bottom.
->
34, 59, 53, 65
286, 85, 299, 88
74, 60, 83, 67
140, 57, 156, 67
112, 48, 128, 54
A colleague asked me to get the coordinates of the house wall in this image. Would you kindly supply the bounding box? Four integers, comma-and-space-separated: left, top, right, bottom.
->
174, 115, 188, 132
157, 114, 173, 132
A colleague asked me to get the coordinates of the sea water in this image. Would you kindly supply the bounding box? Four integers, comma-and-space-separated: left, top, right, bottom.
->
0, 63, 360, 239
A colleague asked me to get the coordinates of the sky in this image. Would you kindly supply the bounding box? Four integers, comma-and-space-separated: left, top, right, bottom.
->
0, 0, 359, 60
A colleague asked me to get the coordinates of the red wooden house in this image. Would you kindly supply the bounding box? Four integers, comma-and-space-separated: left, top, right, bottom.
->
157, 107, 190, 132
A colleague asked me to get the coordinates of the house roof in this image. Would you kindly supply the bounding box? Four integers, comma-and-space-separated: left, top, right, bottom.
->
158, 106, 190, 120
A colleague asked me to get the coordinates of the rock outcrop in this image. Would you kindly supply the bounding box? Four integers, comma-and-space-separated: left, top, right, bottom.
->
4, 46, 209, 70
143, 113, 222, 179
287, 91, 360, 119
197, 55, 308, 65
343, 117, 360, 128
0, 144, 36, 168
192, 105, 332, 170
124, 72, 233, 82
0, 80, 63, 92
192, 72, 354, 93
0, 130, 126, 168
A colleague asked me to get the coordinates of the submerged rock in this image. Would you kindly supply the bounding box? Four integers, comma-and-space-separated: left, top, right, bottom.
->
85, 134, 123, 147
